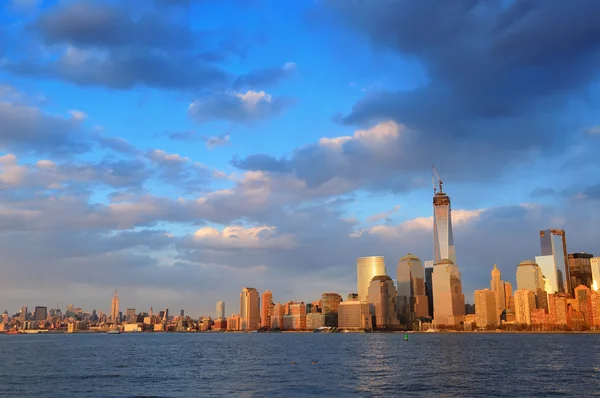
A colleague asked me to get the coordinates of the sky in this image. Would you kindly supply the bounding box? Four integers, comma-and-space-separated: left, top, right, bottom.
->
1, 0, 600, 317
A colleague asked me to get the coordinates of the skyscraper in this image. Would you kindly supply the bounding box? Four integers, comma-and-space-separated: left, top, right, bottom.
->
490, 264, 506, 323
261, 290, 274, 328
20, 305, 27, 321
367, 275, 400, 330
432, 259, 465, 326
432, 172, 456, 265
356, 256, 387, 301
33, 306, 47, 321
321, 293, 342, 314
396, 254, 429, 327
424, 261, 434, 317
216, 301, 225, 319
514, 289, 536, 325
474, 289, 497, 328
504, 281, 514, 310
538, 228, 570, 295
575, 285, 593, 328
516, 260, 547, 310
111, 289, 119, 323
568, 253, 594, 290
240, 287, 260, 331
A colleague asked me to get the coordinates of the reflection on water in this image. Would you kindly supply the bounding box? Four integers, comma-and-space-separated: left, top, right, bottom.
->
1, 333, 600, 397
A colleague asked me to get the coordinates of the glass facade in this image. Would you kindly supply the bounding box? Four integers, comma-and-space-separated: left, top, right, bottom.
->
539, 229, 570, 295
568, 253, 594, 290
356, 256, 387, 302
433, 192, 456, 265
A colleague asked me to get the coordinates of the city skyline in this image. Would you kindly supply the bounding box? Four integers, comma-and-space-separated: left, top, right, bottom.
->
0, 1, 599, 315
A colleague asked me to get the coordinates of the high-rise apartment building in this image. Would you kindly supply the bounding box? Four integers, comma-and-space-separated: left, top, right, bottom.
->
432, 259, 466, 326
569, 253, 594, 290
516, 260, 547, 310
126, 308, 136, 322
433, 178, 456, 265
548, 294, 569, 326
474, 289, 497, 328
240, 287, 260, 331
367, 275, 400, 330
216, 301, 225, 319
20, 305, 27, 321
514, 289, 536, 325
261, 290, 274, 328
111, 289, 119, 323
490, 264, 506, 323
396, 254, 429, 327
270, 302, 285, 329
288, 301, 307, 330
538, 228, 570, 295
590, 291, 600, 328
591, 258, 600, 291
356, 256, 387, 301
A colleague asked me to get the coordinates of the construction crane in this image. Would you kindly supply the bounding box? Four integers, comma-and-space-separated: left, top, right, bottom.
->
432, 165, 443, 193
431, 173, 437, 194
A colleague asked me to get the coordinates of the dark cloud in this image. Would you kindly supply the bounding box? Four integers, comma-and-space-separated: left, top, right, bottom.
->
93, 133, 141, 155
529, 187, 557, 198
188, 91, 294, 123
233, 62, 296, 89
231, 154, 290, 173
204, 134, 230, 149
583, 183, 600, 200
166, 131, 201, 142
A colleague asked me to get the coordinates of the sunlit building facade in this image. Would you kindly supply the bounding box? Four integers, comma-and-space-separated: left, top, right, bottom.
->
490, 264, 505, 323
270, 302, 285, 330
216, 301, 225, 320
338, 301, 372, 330
474, 289, 497, 328
321, 293, 342, 314
539, 228, 570, 295
575, 285, 593, 328
514, 289, 536, 325
516, 260, 547, 310
261, 290, 274, 328
367, 275, 400, 330
111, 289, 119, 323
432, 259, 465, 326
433, 187, 456, 265
548, 294, 569, 326
396, 254, 429, 328
289, 301, 307, 330
591, 258, 600, 291
504, 281, 514, 311
591, 291, 600, 329
240, 287, 260, 331
357, 256, 387, 301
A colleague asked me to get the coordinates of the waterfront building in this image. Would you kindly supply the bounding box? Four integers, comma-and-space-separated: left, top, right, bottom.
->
432, 175, 457, 265
282, 315, 294, 331
396, 254, 429, 327
548, 294, 569, 326
357, 256, 387, 301
213, 318, 227, 330
261, 290, 274, 328
424, 261, 434, 317
111, 289, 119, 323
531, 308, 551, 330
367, 275, 400, 330
270, 302, 285, 329
33, 306, 47, 321
216, 301, 225, 319
226, 314, 241, 331
575, 285, 593, 328
504, 281, 514, 310
569, 253, 594, 290
432, 259, 466, 327
20, 305, 27, 321
474, 289, 497, 328
490, 264, 506, 323
592, 258, 600, 291
538, 228, 570, 295
321, 293, 342, 314
465, 314, 477, 330
516, 260, 548, 310
240, 287, 260, 331
590, 291, 600, 329
514, 289, 536, 325
2, 311, 8, 324
289, 301, 307, 330
306, 313, 326, 329
338, 301, 372, 330
465, 303, 475, 315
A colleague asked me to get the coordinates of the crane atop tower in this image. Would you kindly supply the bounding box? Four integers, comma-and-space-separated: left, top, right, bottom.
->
432, 165, 443, 193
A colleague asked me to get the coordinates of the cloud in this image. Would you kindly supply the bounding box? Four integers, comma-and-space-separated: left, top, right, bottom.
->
366, 204, 401, 223
0, 99, 89, 156
93, 133, 140, 155
586, 126, 600, 136
165, 131, 200, 142
233, 62, 297, 89
205, 134, 230, 149
188, 225, 295, 251
188, 90, 294, 123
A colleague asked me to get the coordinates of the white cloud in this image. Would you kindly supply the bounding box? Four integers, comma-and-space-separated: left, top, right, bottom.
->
192, 225, 295, 250
69, 110, 87, 120
235, 90, 272, 107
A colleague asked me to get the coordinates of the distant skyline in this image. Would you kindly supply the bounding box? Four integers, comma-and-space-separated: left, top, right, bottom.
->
0, 0, 599, 316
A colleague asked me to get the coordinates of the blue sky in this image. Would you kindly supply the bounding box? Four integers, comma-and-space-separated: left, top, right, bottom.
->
0, 0, 599, 316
